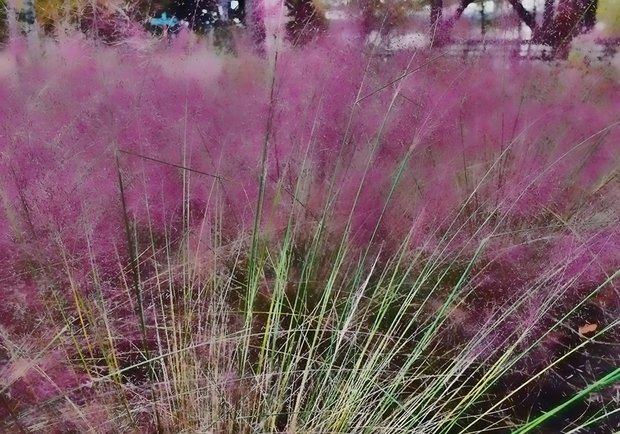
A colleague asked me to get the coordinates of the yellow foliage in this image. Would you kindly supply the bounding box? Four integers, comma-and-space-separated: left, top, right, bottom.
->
23, 0, 127, 31
597, 0, 620, 35
35, 0, 81, 29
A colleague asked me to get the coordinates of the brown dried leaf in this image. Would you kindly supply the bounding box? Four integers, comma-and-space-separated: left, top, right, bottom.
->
578, 323, 598, 335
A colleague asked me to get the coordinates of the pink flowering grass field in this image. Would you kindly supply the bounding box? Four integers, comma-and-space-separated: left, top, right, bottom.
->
0, 29, 620, 433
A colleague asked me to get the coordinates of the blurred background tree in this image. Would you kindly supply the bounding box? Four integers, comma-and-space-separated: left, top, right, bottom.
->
1, 0, 618, 48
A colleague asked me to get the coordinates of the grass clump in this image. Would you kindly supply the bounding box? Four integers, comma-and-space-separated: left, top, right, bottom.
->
0, 27, 619, 433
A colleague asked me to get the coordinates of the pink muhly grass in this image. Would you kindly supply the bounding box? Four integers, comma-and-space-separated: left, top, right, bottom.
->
0, 26, 619, 431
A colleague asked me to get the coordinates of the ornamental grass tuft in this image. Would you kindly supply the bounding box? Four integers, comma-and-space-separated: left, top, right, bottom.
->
0, 25, 619, 433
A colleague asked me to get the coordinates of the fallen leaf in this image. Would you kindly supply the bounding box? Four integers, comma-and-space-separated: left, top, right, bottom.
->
578, 323, 598, 335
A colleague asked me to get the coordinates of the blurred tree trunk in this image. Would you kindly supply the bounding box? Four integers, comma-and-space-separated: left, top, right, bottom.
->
506, 0, 537, 29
